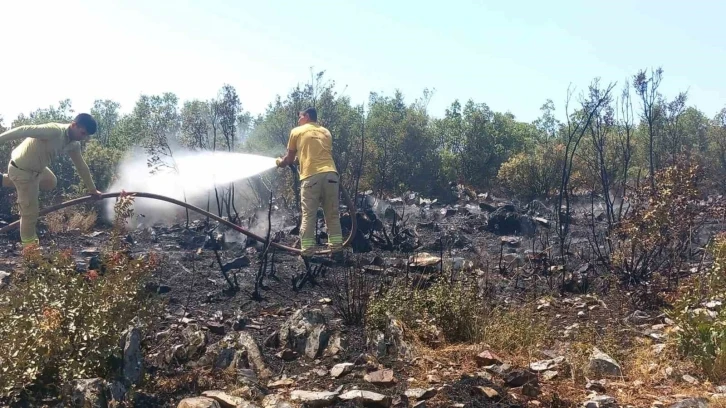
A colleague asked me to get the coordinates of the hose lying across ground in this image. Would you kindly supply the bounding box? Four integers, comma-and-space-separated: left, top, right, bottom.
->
0, 189, 357, 256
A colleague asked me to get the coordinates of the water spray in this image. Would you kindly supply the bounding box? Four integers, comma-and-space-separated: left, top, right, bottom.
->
0, 186, 357, 256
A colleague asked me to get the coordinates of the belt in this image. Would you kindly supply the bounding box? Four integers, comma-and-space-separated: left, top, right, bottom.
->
10, 161, 40, 175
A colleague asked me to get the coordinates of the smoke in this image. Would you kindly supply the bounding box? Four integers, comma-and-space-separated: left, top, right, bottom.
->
247, 208, 290, 237
102, 146, 278, 228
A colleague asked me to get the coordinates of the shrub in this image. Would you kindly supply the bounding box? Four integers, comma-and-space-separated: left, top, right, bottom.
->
497, 142, 567, 201
366, 276, 553, 356
611, 158, 710, 288
670, 233, 726, 381
367, 278, 481, 344
326, 264, 377, 326
0, 193, 161, 399
60, 140, 124, 199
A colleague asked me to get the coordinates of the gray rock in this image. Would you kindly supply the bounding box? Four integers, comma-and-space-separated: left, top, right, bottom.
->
81, 247, 100, 256
586, 379, 607, 393
504, 369, 537, 387
323, 332, 346, 357
290, 390, 338, 407
584, 395, 616, 408
476, 351, 503, 366
182, 325, 208, 361
668, 398, 709, 408
178, 397, 222, 408
106, 381, 127, 403
120, 327, 143, 385
195, 334, 239, 370
404, 388, 437, 400
530, 356, 565, 372
306, 325, 331, 359
682, 374, 699, 384
238, 332, 272, 380
330, 363, 354, 378
364, 369, 396, 386
216, 348, 238, 370
201, 390, 255, 408
339, 390, 392, 407
367, 316, 413, 360
484, 363, 512, 377
0, 271, 9, 288
369, 330, 387, 359
588, 347, 622, 377
279, 307, 331, 360
386, 317, 412, 359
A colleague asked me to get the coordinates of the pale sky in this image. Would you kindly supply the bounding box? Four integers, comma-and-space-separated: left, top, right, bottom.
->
1, 0, 724, 126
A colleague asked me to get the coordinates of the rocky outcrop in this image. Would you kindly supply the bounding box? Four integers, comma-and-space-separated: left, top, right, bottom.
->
278, 307, 331, 359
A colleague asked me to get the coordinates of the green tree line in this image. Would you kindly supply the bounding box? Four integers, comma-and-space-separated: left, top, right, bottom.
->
1, 67, 724, 217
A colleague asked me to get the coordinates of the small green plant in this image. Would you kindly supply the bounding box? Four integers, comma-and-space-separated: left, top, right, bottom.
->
0, 192, 160, 400
367, 278, 480, 343
670, 233, 726, 381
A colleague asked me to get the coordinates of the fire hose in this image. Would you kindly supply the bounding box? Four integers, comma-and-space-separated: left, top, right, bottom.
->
0, 187, 357, 257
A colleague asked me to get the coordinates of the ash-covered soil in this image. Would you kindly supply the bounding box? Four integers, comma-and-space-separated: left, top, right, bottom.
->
1, 189, 723, 408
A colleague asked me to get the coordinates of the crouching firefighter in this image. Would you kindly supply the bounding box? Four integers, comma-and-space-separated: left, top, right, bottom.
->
276, 107, 344, 260
0, 113, 103, 248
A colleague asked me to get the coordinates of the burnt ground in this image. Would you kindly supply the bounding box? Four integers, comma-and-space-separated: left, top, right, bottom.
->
1, 190, 725, 408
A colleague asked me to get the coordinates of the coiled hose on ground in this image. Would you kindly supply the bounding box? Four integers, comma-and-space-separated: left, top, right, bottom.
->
0, 186, 357, 257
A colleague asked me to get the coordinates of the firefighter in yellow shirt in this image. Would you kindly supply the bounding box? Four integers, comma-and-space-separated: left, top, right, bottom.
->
0, 113, 102, 247
276, 107, 343, 257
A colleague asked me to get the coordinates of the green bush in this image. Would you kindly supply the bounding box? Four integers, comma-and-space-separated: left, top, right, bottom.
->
670, 234, 726, 381
82, 139, 123, 192
0, 194, 160, 399
496, 142, 567, 201
366, 276, 553, 353
612, 159, 705, 286
367, 278, 481, 343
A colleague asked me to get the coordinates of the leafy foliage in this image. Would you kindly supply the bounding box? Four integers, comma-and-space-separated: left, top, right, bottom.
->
367, 278, 481, 343
670, 234, 726, 381
497, 142, 567, 201
0, 193, 161, 399
366, 276, 552, 352
611, 158, 707, 288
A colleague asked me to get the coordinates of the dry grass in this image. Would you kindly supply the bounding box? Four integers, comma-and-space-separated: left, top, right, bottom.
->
151, 368, 235, 395
403, 302, 555, 387
397, 295, 724, 408
45, 208, 97, 234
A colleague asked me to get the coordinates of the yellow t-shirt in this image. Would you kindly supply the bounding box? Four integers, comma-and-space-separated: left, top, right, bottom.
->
287, 122, 337, 180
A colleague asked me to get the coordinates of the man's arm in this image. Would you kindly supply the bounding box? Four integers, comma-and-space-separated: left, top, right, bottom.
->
66, 143, 99, 194
0, 124, 60, 144
277, 149, 297, 168
276, 129, 299, 168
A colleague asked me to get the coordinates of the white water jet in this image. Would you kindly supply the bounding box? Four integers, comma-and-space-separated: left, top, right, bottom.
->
103, 147, 278, 227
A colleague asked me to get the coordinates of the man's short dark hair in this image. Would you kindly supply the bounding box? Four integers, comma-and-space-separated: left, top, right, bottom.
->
301, 107, 317, 122
74, 113, 97, 135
